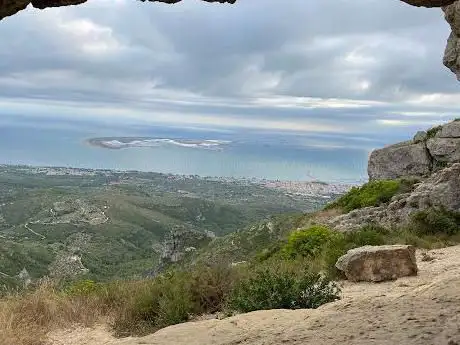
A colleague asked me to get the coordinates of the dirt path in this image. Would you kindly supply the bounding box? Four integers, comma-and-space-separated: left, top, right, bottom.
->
48, 246, 460, 345
24, 223, 46, 239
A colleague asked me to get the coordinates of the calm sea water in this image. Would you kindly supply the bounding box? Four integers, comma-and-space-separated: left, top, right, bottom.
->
0, 118, 375, 183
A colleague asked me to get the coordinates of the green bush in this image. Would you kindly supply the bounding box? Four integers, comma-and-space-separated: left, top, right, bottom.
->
282, 225, 336, 259
110, 265, 238, 336
325, 179, 416, 212
343, 225, 387, 247
410, 208, 460, 236
64, 279, 101, 296
187, 265, 236, 314
317, 225, 387, 277
226, 267, 340, 313
111, 273, 193, 336
427, 125, 443, 139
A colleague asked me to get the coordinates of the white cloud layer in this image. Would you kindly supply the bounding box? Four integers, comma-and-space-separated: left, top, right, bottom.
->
0, 0, 458, 141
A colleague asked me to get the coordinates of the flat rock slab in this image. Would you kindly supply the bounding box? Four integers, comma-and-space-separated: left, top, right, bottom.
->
336, 245, 418, 282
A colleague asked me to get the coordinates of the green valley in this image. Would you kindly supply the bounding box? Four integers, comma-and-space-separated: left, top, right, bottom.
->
0, 165, 343, 286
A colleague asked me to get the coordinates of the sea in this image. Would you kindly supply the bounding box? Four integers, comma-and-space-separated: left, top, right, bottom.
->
0, 116, 402, 183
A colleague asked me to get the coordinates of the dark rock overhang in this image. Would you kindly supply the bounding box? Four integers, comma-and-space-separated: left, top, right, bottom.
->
0, 0, 455, 22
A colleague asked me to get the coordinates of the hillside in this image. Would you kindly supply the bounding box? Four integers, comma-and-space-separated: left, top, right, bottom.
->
0, 121, 459, 345
0, 165, 338, 286
48, 245, 460, 345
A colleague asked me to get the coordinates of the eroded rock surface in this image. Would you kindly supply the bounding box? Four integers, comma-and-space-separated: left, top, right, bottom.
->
368, 121, 460, 180
336, 245, 418, 282
329, 163, 460, 231
427, 137, 460, 164
368, 142, 432, 180
443, 2, 460, 79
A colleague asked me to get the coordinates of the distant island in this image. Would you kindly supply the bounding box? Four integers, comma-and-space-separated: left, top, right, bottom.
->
87, 137, 232, 150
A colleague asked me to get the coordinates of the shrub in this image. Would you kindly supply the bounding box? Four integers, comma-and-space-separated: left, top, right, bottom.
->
187, 265, 237, 314
427, 125, 443, 139
111, 265, 238, 336
255, 243, 283, 262
110, 272, 195, 336
410, 208, 460, 236
282, 225, 336, 259
343, 225, 387, 247
325, 179, 416, 212
226, 266, 340, 313
64, 279, 100, 296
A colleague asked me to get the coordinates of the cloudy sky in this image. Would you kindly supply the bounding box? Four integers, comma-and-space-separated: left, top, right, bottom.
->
0, 0, 458, 143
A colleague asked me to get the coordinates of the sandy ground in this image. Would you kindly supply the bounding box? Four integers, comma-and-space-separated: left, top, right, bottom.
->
48, 246, 460, 345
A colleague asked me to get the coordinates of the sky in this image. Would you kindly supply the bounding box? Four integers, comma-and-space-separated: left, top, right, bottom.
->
0, 0, 459, 145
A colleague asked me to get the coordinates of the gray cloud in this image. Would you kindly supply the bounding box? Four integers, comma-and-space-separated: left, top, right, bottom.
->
0, 0, 458, 142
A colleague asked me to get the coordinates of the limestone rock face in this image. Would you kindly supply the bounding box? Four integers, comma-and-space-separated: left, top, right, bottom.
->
329, 163, 460, 232
158, 228, 213, 268
427, 137, 460, 163
444, 2, 460, 80
438, 121, 460, 138
369, 121, 460, 181
368, 142, 432, 180
336, 245, 418, 282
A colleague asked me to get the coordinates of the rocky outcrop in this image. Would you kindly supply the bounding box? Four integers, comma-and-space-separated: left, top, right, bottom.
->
368, 121, 460, 180
368, 142, 432, 180
17, 268, 32, 287
336, 245, 418, 282
427, 137, 460, 164
443, 2, 460, 79
158, 227, 213, 268
438, 120, 460, 137
330, 163, 460, 231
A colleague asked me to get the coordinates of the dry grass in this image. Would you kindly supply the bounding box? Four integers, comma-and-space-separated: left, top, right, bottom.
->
0, 280, 106, 345
0, 267, 239, 345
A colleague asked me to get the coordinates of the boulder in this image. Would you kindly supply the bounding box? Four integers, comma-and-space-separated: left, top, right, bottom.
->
368, 142, 432, 180
438, 121, 460, 138
427, 138, 460, 163
336, 245, 418, 282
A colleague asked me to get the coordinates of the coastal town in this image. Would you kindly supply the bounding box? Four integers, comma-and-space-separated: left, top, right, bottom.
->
1, 165, 353, 199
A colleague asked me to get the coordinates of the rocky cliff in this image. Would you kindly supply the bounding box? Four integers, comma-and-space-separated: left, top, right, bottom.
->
329, 162, 460, 231
328, 120, 460, 232
368, 120, 460, 180
443, 2, 460, 79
